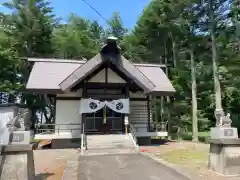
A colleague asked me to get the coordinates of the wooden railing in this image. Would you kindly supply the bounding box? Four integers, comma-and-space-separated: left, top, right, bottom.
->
131, 122, 167, 132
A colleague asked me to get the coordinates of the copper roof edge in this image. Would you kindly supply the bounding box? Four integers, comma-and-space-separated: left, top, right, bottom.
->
26, 58, 166, 67
27, 58, 86, 64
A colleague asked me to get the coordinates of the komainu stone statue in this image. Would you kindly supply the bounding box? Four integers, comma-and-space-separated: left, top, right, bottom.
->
211, 109, 238, 139
215, 109, 232, 127
222, 113, 232, 127
6, 110, 27, 132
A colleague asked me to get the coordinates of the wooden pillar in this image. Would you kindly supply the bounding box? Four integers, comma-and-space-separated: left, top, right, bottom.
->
81, 84, 87, 133
147, 95, 151, 132
103, 64, 108, 125
125, 87, 129, 134
53, 95, 57, 124
103, 106, 107, 124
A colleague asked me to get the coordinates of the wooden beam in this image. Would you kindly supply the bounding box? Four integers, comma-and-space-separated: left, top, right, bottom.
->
56, 97, 81, 100
55, 96, 147, 101
71, 61, 144, 92
105, 64, 108, 84
72, 82, 141, 91
130, 98, 148, 101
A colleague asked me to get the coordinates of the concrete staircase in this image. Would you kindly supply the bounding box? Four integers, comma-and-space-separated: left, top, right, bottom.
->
83, 134, 139, 156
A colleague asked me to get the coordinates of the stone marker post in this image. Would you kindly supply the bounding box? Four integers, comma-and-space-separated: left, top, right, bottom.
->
0, 110, 35, 180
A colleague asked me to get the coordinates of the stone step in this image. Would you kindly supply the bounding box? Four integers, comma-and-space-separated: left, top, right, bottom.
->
86, 141, 134, 144
83, 148, 139, 156
85, 134, 137, 154
87, 145, 135, 149
87, 137, 132, 141
87, 142, 135, 148
87, 142, 134, 146
87, 141, 131, 143
86, 141, 133, 144
86, 134, 129, 139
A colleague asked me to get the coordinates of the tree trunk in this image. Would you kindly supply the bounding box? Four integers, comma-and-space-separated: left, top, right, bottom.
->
42, 95, 54, 124
43, 106, 53, 124
232, 0, 240, 51
209, 0, 222, 110
159, 57, 164, 130
177, 125, 182, 140
164, 43, 172, 140
190, 49, 198, 142
160, 96, 164, 122
172, 38, 177, 68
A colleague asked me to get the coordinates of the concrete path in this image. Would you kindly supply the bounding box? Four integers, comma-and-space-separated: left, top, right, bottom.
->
78, 153, 190, 180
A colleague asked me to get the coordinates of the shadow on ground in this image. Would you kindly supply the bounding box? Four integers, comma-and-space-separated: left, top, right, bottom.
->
35, 173, 54, 180
150, 139, 175, 146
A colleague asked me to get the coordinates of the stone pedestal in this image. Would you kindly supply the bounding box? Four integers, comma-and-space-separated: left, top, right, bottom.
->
0, 128, 10, 145
0, 144, 35, 180
208, 139, 240, 176
210, 127, 238, 139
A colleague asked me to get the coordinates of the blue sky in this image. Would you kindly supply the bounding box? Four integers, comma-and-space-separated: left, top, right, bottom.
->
0, 0, 150, 30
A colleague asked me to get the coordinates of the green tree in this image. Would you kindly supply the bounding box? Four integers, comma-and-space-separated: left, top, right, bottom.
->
1, 0, 57, 126
53, 14, 104, 59
107, 12, 127, 41
2, 0, 56, 57
0, 47, 22, 103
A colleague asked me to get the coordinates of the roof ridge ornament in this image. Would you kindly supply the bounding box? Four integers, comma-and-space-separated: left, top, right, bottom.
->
107, 36, 118, 41
100, 36, 121, 55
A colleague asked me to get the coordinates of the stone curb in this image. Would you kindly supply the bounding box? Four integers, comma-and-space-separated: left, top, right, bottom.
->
141, 152, 194, 180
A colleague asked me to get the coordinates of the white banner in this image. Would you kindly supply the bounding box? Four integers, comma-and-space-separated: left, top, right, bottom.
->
106, 99, 129, 114
79, 98, 129, 114
79, 98, 105, 114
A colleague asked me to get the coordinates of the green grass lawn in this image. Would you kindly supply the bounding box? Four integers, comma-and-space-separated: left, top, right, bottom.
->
170, 131, 210, 143
188, 131, 210, 137
158, 147, 209, 175
151, 131, 210, 143
160, 148, 208, 166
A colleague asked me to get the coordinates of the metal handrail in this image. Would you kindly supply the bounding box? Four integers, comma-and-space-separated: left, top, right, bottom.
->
80, 122, 88, 154
35, 122, 167, 135
35, 123, 82, 134
129, 123, 138, 145
83, 122, 87, 150
81, 123, 84, 155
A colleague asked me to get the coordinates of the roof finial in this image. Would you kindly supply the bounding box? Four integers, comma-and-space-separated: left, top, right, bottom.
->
100, 36, 120, 54
106, 36, 118, 45
107, 36, 118, 41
